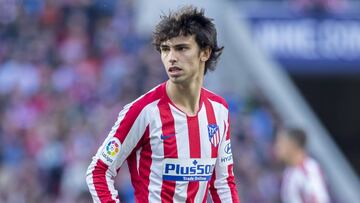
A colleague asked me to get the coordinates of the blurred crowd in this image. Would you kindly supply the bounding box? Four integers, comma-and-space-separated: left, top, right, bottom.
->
0, 1, 285, 203
235, 0, 348, 13
222, 91, 282, 203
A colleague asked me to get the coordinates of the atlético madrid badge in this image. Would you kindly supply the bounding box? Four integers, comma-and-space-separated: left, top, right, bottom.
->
208, 124, 220, 147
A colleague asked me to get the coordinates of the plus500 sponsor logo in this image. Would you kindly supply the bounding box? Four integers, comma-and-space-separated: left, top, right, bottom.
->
163, 159, 216, 181
164, 162, 213, 175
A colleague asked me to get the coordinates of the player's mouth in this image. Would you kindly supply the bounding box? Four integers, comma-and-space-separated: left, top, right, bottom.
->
168, 66, 183, 77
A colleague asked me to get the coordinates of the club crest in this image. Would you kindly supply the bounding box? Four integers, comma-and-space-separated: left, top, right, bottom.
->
208, 124, 220, 147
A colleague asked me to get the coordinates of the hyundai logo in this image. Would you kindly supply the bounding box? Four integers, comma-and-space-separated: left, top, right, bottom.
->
224, 143, 231, 154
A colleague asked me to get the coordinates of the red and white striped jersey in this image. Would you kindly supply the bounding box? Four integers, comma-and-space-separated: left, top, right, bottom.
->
86, 82, 240, 203
281, 157, 330, 203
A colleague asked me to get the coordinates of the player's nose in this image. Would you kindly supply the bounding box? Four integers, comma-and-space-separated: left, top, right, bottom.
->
168, 50, 178, 64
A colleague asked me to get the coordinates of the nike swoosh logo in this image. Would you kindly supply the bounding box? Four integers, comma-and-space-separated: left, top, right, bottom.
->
160, 134, 176, 140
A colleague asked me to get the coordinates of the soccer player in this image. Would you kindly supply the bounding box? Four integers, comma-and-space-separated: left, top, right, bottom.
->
86, 6, 240, 203
275, 127, 330, 203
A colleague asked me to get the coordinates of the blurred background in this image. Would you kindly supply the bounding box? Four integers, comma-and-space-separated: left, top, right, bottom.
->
0, 0, 359, 202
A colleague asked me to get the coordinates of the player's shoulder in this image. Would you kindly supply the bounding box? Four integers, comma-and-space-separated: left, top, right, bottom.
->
292, 157, 322, 178
304, 157, 322, 172
202, 87, 228, 109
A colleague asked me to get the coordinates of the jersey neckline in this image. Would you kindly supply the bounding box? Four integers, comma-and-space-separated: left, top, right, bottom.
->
161, 81, 205, 118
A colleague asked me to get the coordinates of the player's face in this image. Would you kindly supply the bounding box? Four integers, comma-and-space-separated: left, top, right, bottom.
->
160, 35, 210, 84
274, 132, 294, 164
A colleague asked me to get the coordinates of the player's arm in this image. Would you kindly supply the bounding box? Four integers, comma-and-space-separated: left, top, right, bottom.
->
86, 102, 149, 203
209, 113, 240, 203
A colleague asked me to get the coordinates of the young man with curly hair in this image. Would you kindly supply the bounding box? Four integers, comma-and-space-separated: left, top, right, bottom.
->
86, 6, 240, 203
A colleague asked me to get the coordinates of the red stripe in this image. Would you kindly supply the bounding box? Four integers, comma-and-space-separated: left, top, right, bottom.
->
227, 164, 240, 203
114, 85, 162, 143
158, 98, 177, 203
92, 159, 117, 203
186, 116, 201, 202
186, 118, 200, 157
209, 172, 222, 203
127, 126, 152, 202
139, 126, 152, 202
127, 152, 140, 200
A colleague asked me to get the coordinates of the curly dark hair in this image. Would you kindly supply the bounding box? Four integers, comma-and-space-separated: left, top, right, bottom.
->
152, 6, 224, 74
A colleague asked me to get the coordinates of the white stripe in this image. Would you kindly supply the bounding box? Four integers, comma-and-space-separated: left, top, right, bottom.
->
105, 168, 120, 202
308, 161, 329, 202
214, 165, 232, 201
195, 181, 209, 202
173, 182, 188, 203
136, 147, 141, 173
170, 105, 190, 202
215, 131, 218, 145
148, 104, 165, 203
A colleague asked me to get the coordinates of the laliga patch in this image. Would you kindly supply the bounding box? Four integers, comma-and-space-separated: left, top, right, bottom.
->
163, 158, 216, 182
220, 140, 233, 166
100, 137, 121, 165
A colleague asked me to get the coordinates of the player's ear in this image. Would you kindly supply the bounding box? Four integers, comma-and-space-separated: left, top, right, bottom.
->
200, 47, 211, 62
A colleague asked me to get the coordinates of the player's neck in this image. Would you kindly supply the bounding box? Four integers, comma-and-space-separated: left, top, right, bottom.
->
166, 78, 203, 116
289, 151, 307, 167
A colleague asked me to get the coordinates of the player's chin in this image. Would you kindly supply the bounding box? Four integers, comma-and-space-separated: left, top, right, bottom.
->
168, 76, 186, 84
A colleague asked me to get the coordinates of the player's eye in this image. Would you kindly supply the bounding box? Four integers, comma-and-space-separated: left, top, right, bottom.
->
176, 46, 188, 51
160, 46, 170, 52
